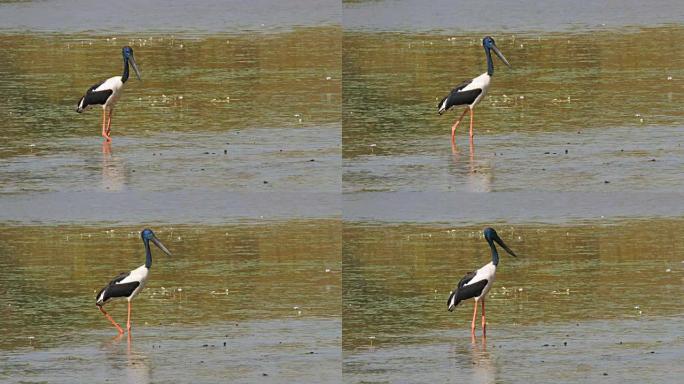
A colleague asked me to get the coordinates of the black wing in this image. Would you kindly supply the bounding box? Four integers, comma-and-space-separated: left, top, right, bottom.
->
76, 81, 113, 112
107, 271, 130, 286
458, 271, 476, 288
96, 271, 137, 305
447, 272, 488, 311
437, 79, 482, 114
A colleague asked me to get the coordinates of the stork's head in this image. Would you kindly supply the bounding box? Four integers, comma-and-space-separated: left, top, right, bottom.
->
484, 227, 517, 257
122, 46, 142, 81
141, 228, 172, 256
482, 36, 496, 49
482, 36, 511, 69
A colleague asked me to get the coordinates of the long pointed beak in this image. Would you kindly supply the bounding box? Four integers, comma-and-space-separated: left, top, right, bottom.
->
151, 236, 172, 256
129, 55, 142, 80
491, 45, 511, 68
494, 236, 517, 257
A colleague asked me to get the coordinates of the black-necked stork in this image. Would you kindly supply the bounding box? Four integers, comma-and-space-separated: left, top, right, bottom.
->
438, 36, 511, 145
77, 46, 141, 142
447, 227, 517, 337
96, 228, 171, 334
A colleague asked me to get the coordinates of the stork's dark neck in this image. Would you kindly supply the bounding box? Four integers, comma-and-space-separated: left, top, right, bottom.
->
485, 48, 494, 76
488, 239, 500, 266
143, 239, 152, 268
122, 57, 130, 83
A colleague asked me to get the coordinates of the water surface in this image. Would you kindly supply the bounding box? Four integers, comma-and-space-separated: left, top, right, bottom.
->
342, 219, 684, 382
0, 28, 341, 223
0, 221, 341, 382
0, 0, 340, 34
343, 0, 683, 32
343, 27, 683, 194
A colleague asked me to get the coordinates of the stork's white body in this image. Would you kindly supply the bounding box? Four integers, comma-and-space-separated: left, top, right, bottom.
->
96, 264, 149, 304
98, 76, 124, 110
468, 262, 496, 301
78, 76, 125, 112
121, 265, 149, 301
463, 73, 491, 108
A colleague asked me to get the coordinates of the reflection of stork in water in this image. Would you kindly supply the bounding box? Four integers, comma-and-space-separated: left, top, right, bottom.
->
450, 143, 492, 193
448, 333, 495, 382
103, 332, 151, 384
470, 338, 495, 382
101, 142, 128, 191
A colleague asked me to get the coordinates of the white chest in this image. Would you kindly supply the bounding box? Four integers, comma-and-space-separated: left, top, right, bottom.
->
95, 76, 125, 108
467, 262, 497, 299
121, 265, 149, 299
462, 73, 491, 107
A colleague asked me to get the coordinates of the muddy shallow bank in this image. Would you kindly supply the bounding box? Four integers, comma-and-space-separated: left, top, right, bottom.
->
343, 316, 684, 384
3, 318, 341, 384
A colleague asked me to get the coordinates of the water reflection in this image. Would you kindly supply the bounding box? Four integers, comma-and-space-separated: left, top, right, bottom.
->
465, 338, 495, 384
101, 334, 151, 384
450, 140, 492, 193
101, 141, 127, 191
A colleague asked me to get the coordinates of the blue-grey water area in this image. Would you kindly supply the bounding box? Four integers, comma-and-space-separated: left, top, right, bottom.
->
344, 317, 684, 384
3, 319, 341, 384
343, 0, 683, 33
0, 128, 340, 224
0, 0, 340, 34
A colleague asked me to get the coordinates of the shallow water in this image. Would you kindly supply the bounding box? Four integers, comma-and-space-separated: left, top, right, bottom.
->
342, 219, 684, 382
0, 222, 341, 381
3, 318, 341, 384
344, 317, 684, 384
343, 0, 683, 32
343, 190, 684, 224
0, 0, 340, 33
0, 29, 340, 147
0, 28, 341, 222
0, 317, 342, 383
343, 27, 683, 193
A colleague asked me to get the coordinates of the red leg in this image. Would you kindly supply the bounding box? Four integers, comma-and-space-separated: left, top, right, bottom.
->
451, 108, 469, 144
481, 299, 486, 337
469, 108, 474, 139
101, 110, 111, 142
471, 300, 478, 334
126, 301, 132, 332
101, 109, 108, 141
106, 109, 113, 136
98, 305, 124, 334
